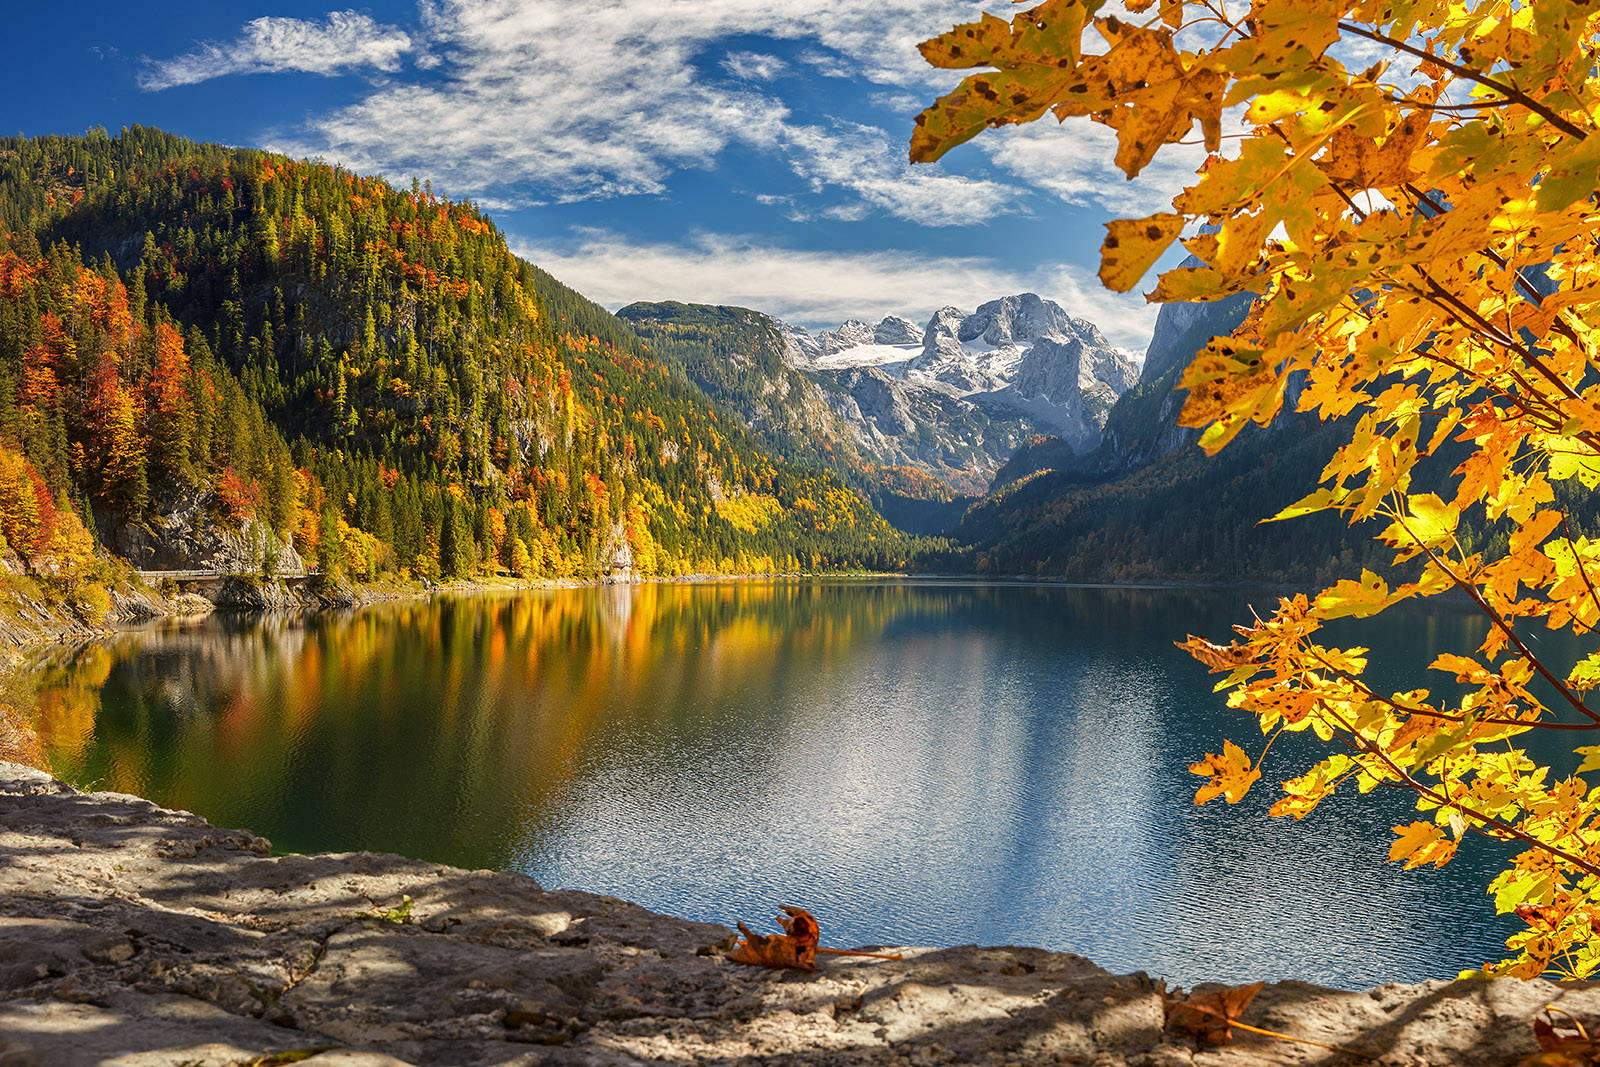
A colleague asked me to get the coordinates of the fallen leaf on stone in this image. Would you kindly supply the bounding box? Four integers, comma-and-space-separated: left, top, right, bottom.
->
1164, 981, 1266, 1045
776, 905, 820, 948
727, 906, 903, 970
727, 906, 819, 971
1519, 1009, 1600, 1066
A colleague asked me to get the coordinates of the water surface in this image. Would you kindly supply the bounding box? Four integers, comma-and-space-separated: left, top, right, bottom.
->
26, 580, 1566, 989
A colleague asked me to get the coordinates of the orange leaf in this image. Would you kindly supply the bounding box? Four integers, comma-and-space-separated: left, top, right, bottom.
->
1521, 1010, 1600, 1066
726, 906, 820, 971
1165, 981, 1266, 1045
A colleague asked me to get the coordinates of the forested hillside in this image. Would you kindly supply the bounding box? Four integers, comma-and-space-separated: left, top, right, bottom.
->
0, 127, 912, 615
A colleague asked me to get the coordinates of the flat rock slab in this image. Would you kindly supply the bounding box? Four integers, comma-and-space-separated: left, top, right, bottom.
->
0, 761, 1587, 1065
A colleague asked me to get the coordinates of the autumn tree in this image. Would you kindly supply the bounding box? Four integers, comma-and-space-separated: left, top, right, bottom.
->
79, 349, 146, 513
914, 0, 1600, 977
0, 448, 47, 560
144, 320, 194, 487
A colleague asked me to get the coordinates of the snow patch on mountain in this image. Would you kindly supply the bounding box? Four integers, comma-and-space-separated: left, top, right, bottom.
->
873, 315, 922, 345
775, 294, 1141, 462
812, 343, 919, 373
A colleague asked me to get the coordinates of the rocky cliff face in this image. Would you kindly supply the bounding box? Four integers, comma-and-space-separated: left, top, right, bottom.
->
111, 490, 307, 576
0, 762, 1583, 1066
974, 283, 1257, 502
1086, 286, 1257, 474
778, 319, 823, 363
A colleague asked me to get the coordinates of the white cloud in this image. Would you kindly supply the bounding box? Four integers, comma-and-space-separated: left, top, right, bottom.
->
984, 118, 1210, 218
210, 0, 1011, 224
511, 230, 1159, 351
868, 89, 922, 114
784, 123, 1015, 226
798, 50, 857, 79
140, 11, 413, 90
722, 51, 788, 81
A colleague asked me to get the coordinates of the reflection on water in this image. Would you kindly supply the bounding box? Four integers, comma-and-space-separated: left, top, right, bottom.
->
26, 580, 1561, 988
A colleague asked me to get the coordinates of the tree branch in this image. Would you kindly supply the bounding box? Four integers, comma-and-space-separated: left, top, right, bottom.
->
1318, 702, 1600, 879
1336, 22, 1590, 140
1397, 515, 1600, 725
1306, 647, 1600, 730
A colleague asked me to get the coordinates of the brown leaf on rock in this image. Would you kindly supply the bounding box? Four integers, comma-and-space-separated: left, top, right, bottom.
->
1519, 1010, 1600, 1066
727, 906, 820, 971
1164, 981, 1266, 1045
776, 905, 820, 949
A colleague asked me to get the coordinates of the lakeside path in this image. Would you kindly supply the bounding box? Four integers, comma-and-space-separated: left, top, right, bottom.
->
0, 763, 1595, 1065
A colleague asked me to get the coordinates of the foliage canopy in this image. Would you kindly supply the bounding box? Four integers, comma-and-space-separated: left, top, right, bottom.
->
915, 0, 1600, 977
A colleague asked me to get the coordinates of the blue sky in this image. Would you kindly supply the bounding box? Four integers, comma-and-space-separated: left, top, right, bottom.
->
3, 1, 1205, 349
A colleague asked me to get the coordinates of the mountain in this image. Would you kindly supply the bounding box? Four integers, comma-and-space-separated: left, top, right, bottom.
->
0, 127, 916, 609
988, 284, 1255, 493
939, 286, 1358, 580
944, 272, 1577, 582
619, 295, 1138, 532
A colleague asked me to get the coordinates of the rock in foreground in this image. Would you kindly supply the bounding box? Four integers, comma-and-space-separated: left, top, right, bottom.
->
0, 763, 1587, 1065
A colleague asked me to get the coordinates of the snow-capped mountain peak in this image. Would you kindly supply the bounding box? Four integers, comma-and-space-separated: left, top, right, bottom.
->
770, 294, 1139, 455
819, 319, 877, 355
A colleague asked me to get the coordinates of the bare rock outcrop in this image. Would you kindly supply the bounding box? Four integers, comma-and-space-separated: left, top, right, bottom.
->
0, 762, 1587, 1065
112, 490, 305, 576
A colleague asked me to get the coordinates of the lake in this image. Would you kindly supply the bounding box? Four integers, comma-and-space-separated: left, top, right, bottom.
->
21, 579, 1562, 990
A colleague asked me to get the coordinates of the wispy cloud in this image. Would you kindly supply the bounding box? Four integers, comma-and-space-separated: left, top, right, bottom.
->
140, 11, 413, 90
512, 230, 1159, 351
983, 119, 1210, 218
152, 0, 1010, 225
721, 51, 788, 81
783, 122, 1016, 226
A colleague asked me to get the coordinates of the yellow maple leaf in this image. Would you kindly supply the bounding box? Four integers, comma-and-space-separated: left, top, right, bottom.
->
1189, 739, 1262, 805
1389, 821, 1458, 870
1100, 213, 1185, 292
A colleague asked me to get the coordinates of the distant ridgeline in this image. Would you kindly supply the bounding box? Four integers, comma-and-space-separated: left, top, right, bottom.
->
944, 265, 1596, 584
0, 126, 917, 611
617, 295, 1139, 536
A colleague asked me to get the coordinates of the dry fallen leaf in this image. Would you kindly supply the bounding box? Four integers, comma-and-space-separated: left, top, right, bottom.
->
727, 906, 819, 971
1518, 1009, 1600, 1066
776, 905, 820, 948
1164, 981, 1266, 1045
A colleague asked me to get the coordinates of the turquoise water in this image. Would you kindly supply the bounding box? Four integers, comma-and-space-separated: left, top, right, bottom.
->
28, 580, 1569, 989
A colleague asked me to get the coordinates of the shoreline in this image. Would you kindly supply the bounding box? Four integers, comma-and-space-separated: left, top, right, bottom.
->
1, 569, 911, 652
0, 760, 1582, 1066
1, 566, 1482, 655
